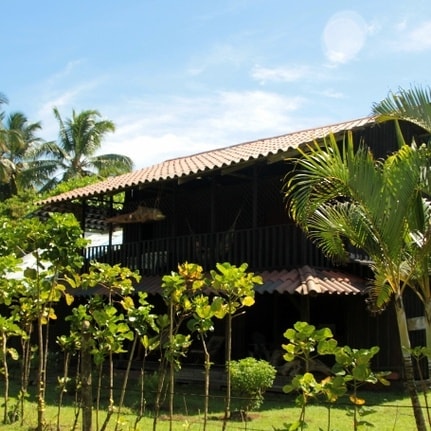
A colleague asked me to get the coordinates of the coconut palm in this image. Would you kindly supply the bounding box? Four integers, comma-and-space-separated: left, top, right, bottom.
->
35, 107, 133, 191
0, 93, 8, 133
283, 132, 430, 430
0, 108, 43, 199
0, 94, 16, 196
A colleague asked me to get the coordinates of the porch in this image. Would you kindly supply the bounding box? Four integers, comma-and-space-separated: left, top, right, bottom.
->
84, 224, 340, 275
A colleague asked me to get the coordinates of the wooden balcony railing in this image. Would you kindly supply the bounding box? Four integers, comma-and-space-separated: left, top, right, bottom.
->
84, 224, 331, 275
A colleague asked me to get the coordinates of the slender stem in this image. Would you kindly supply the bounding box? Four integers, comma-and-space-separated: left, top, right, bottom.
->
115, 334, 138, 431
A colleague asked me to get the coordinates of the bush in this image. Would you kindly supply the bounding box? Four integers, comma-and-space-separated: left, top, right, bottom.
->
230, 357, 276, 411
142, 371, 159, 406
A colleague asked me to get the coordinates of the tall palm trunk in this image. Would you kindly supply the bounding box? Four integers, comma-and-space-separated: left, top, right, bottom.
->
394, 296, 427, 431
420, 299, 431, 426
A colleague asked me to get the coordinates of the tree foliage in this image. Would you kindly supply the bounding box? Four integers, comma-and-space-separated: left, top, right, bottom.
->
284, 130, 431, 431
0, 93, 133, 196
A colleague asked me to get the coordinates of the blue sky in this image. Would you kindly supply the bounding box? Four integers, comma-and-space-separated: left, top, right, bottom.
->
2, 1, 431, 169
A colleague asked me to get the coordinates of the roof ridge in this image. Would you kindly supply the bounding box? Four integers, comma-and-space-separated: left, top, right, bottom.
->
163, 114, 375, 162
38, 115, 375, 205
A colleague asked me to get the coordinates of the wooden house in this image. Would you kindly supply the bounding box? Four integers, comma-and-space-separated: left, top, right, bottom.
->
38, 115, 429, 375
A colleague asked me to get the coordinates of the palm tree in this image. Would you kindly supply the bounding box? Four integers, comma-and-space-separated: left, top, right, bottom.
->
372, 84, 431, 392
0, 108, 43, 199
0, 92, 8, 138
35, 108, 133, 191
283, 132, 430, 430
0, 94, 15, 196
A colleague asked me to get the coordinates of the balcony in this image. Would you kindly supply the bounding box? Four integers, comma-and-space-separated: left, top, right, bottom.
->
84, 224, 333, 275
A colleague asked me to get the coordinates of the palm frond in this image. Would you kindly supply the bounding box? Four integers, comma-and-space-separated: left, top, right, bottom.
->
305, 203, 350, 263
285, 132, 352, 227
90, 154, 133, 177
284, 125, 431, 307
372, 85, 431, 134
365, 270, 394, 314
0, 92, 8, 106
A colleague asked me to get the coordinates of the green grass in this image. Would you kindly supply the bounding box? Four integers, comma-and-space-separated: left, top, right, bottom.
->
0, 380, 419, 431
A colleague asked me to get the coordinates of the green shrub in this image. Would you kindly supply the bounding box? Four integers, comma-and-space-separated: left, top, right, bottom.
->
142, 371, 159, 406
230, 357, 276, 412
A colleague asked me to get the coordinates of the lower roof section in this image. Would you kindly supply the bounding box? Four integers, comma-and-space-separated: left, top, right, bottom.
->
72, 265, 367, 297
255, 266, 366, 295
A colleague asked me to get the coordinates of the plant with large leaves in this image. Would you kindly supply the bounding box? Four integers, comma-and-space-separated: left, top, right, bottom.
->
209, 262, 262, 430
284, 131, 431, 431
1, 212, 88, 431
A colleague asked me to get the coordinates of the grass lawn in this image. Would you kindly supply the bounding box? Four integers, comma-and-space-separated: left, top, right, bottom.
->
0, 378, 419, 430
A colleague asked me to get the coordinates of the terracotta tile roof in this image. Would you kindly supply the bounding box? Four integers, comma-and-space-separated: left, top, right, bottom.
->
72, 266, 366, 297
255, 266, 366, 295
39, 116, 375, 205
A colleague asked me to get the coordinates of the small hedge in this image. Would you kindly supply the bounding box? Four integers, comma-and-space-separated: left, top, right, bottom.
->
230, 357, 277, 412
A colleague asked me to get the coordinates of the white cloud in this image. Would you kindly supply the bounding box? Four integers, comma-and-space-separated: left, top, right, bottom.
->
209, 90, 303, 132
54, 60, 85, 80
102, 133, 195, 169
187, 42, 246, 76
318, 89, 344, 99
30, 62, 111, 141
396, 21, 431, 52
187, 36, 254, 76
395, 19, 408, 32
34, 80, 102, 142
322, 11, 368, 65
100, 90, 306, 169
251, 64, 311, 84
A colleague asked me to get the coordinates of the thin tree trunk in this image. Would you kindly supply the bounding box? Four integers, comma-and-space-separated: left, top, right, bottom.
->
71, 357, 81, 431
81, 320, 93, 431
222, 313, 232, 431
153, 328, 169, 431
19, 324, 32, 426
169, 359, 175, 431
36, 316, 45, 431
134, 355, 147, 430
202, 337, 210, 431
168, 302, 175, 431
57, 351, 70, 431
99, 352, 114, 431
2, 332, 9, 424
115, 334, 138, 431
152, 357, 167, 431
95, 362, 103, 431
394, 297, 427, 431
412, 348, 431, 426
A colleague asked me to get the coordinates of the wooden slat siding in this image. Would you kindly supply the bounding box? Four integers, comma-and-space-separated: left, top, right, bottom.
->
84, 224, 332, 274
